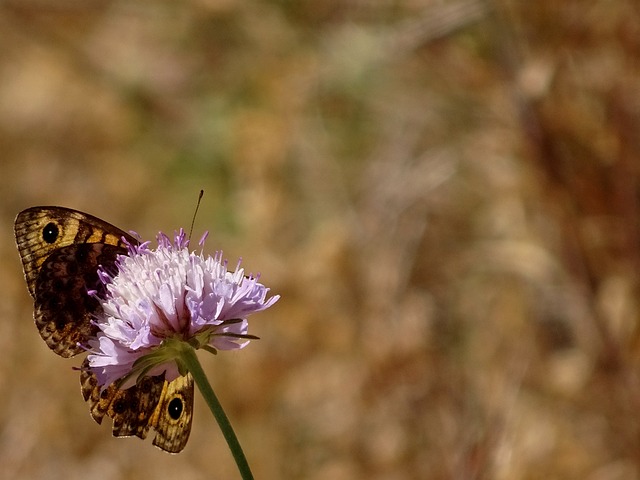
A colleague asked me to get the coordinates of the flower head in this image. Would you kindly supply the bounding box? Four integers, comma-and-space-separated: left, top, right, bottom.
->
86, 229, 279, 389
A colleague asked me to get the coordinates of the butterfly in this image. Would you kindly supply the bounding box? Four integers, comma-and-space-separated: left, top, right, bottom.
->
14, 206, 193, 453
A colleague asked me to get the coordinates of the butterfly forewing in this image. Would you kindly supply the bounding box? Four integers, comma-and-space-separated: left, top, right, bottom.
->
14, 206, 136, 297
150, 374, 194, 453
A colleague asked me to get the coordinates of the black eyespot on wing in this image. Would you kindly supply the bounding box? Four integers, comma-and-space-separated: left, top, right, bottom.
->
42, 222, 59, 243
167, 398, 183, 420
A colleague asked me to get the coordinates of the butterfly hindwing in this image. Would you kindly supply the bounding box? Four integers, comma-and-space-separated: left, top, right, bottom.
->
80, 359, 194, 453
34, 243, 125, 357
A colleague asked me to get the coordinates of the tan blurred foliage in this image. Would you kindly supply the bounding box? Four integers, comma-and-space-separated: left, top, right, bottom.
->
1, 0, 640, 478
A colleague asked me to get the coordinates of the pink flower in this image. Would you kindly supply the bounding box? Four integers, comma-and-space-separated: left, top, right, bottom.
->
87, 229, 279, 388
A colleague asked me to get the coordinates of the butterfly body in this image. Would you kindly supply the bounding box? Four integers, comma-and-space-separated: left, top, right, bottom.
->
14, 206, 193, 453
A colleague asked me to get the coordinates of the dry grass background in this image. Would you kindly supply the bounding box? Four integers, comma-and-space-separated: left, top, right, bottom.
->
1, 0, 640, 478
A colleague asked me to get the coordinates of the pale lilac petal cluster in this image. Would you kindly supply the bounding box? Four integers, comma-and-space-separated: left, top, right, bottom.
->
87, 230, 279, 388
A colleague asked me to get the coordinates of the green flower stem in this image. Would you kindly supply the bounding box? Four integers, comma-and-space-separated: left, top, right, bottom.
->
177, 342, 254, 480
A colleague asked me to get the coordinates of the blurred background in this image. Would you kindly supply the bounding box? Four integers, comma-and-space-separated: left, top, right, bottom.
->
1, 0, 640, 478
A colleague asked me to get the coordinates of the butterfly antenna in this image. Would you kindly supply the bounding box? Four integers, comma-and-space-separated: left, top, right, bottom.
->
188, 190, 204, 242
